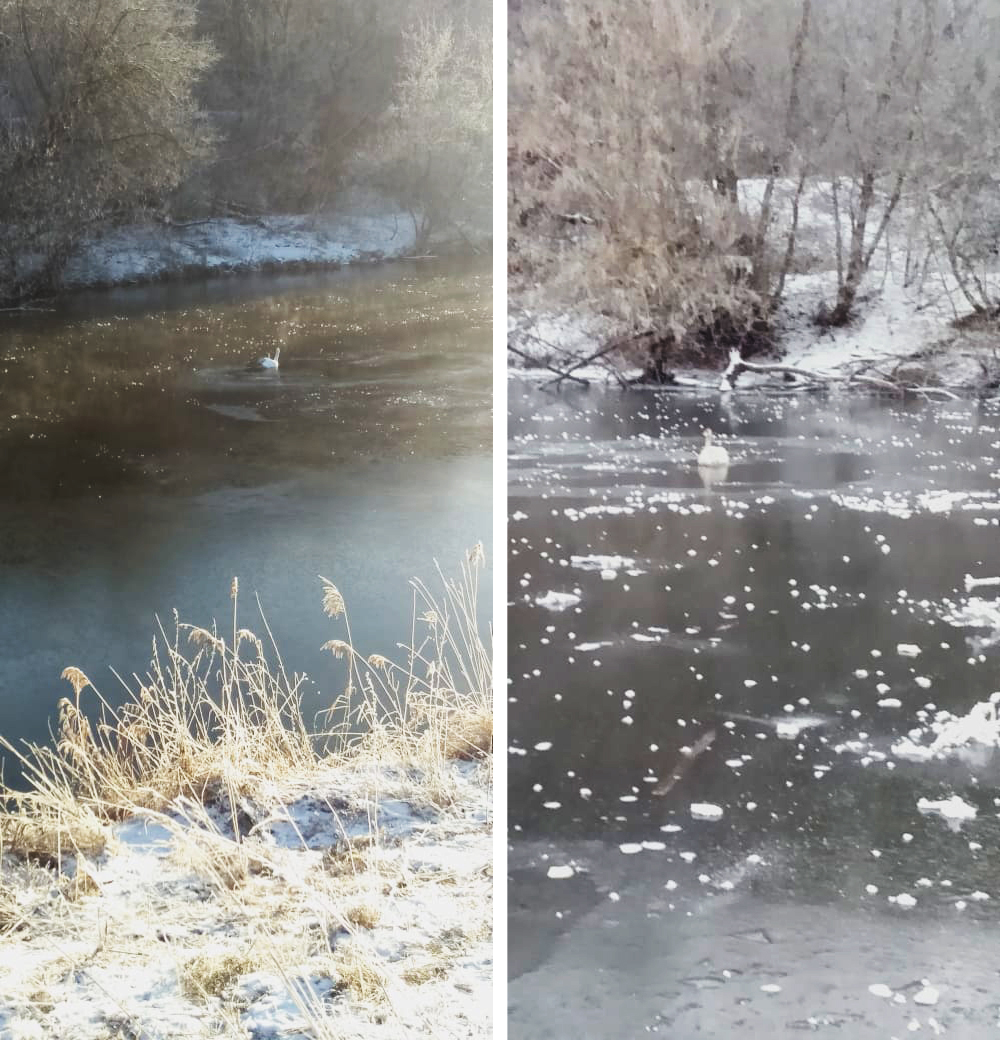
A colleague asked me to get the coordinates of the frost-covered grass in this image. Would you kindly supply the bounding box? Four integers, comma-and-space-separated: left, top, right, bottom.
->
0, 547, 492, 1040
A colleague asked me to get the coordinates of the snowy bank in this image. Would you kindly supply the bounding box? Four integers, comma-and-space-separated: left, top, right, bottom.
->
0, 757, 491, 1040
509, 177, 1000, 393
0, 549, 492, 1039
56, 198, 489, 293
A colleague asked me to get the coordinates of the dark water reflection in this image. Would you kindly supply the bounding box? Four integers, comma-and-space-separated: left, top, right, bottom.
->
0, 259, 491, 775
509, 384, 1000, 1035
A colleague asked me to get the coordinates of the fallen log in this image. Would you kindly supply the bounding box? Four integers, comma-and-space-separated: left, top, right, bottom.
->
721, 348, 963, 399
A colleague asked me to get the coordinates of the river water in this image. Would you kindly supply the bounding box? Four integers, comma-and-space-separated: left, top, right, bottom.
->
0, 259, 491, 776
508, 382, 1000, 1037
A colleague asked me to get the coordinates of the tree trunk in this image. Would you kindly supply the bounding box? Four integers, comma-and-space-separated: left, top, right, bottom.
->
828, 171, 874, 325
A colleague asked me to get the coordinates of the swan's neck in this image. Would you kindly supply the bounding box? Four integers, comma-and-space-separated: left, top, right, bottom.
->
274, 348, 280, 361
704, 430, 713, 445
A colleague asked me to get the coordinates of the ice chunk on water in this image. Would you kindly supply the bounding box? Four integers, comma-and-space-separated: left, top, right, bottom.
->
536, 590, 581, 611
917, 795, 977, 821
547, 865, 575, 879
897, 643, 922, 657
690, 803, 724, 820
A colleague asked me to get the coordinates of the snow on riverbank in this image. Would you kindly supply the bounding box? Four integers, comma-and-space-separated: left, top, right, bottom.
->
0, 756, 491, 1039
509, 177, 1000, 391
57, 193, 488, 292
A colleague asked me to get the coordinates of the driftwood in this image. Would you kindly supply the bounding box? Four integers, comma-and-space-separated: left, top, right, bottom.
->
652, 728, 716, 797
720, 348, 962, 398
507, 323, 655, 389
511, 318, 968, 398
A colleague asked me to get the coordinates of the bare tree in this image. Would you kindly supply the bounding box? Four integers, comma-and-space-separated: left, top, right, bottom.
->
510, 0, 767, 367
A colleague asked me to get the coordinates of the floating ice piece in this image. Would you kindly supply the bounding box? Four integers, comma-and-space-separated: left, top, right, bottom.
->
930, 701, 1000, 751
571, 554, 636, 572
600, 569, 617, 581
619, 843, 643, 855
891, 893, 917, 908
914, 985, 939, 1005
536, 590, 581, 611
879, 698, 902, 708
917, 795, 977, 821
690, 803, 724, 820
869, 983, 894, 997
897, 643, 922, 658
760, 983, 782, 994
547, 865, 575, 879
965, 574, 1000, 592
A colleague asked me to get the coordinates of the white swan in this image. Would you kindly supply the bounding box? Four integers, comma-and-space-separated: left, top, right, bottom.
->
697, 429, 730, 467
255, 347, 280, 370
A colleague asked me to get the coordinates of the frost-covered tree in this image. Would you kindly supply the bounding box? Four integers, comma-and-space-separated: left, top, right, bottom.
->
0, 0, 217, 301
355, 19, 491, 252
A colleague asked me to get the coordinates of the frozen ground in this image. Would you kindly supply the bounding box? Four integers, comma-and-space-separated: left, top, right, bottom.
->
508, 177, 1000, 390
0, 757, 492, 1039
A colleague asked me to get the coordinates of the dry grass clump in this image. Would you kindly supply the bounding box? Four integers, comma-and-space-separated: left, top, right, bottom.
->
331, 941, 387, 1002
401, 959, 446, 985
323, 832, 385, 877
0, 802, 108, 866
180, 950, 258, 1001
0, 546, 491, 857
320, 543, 493, 808
344, 901, 381, 930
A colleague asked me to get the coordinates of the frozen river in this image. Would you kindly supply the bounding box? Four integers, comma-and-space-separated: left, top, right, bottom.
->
508, 383, 1000, 1036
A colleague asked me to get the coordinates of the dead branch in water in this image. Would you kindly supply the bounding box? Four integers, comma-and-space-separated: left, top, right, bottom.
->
652, 728, 716, 798
507, 344, 591, 385
720, 348, 962, 399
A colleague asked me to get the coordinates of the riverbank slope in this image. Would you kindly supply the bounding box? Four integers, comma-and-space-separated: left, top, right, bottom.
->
0, 551, 492, 1040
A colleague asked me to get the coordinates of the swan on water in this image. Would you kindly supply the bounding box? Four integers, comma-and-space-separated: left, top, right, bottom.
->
697, 429, 730, 467
255, 347, 280, 370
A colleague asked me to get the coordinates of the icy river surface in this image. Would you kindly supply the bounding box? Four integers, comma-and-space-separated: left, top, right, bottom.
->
508, 383, 1000, 1037
0, 259, 491, 777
